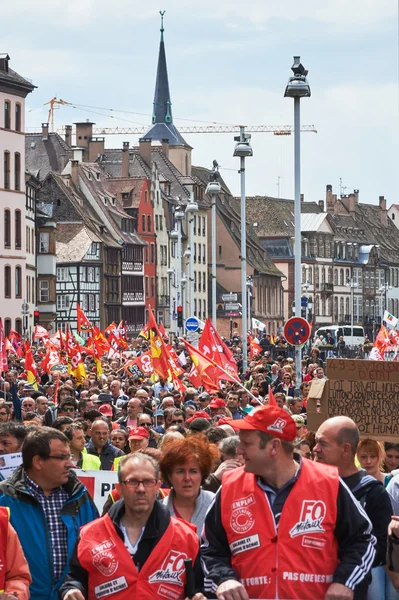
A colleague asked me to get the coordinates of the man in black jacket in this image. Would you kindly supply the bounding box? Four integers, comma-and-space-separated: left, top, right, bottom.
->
60, 453, 205, 600
314, 416, 393, 599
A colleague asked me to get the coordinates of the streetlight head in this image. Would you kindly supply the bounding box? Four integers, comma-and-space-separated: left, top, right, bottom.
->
233, 141, 253, 158
186, 201, 199, 213
174, 207, 185, 220
291, 56, 308, 77
184, 249, 192, 257
181, 275, 187, 285
169, 229, 178, 239
206, 180, 221, 195
284, 56, 311, 98
167, 267, 174, 275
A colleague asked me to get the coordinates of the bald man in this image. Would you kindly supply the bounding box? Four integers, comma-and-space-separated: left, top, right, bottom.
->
314, 416, 393, 599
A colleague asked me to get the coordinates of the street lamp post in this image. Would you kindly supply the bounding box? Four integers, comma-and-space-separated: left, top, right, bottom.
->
186, 194, 198, 319
206, 162, 221, 325
346, 277, 358, 331
379, 282, 390, 322
247, 276, 253, 334
233, 127, 253, 372
167, 267, 175, 336
284, 56, 311, 392
173, 204, 185, 336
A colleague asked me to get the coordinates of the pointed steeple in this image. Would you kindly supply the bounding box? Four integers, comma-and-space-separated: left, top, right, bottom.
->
152, 11, 172, 125
144, 11, 189, 147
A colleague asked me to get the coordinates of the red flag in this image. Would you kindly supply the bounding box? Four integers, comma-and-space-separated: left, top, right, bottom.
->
248, 334, 262, 359
388, 329, 399, 346
92, 326, 111, 358
148, 310, 171, 380
199, 318, 238, 379
183, 338, 240, 386
105, 322, 117, 335
8, 329, 21, 342
159, 321, 169, 341
0, 319, 8, 373
5, 338, 14, 353
77, 303, 92, 332
166, 344, 184, 378
25, 342, 38, 389
41, 343, 67, 375
138, 323, 150, 340
374, 326, 390, 352
65, 327, 86, 382
268, 387, 277, 406
123, 351, 154, 378
34, 324, 50, 339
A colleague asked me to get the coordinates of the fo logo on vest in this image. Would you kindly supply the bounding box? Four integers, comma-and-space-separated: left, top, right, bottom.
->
91, 538, 119, 577
148, 550, 187, 587
289, 500, 326, 538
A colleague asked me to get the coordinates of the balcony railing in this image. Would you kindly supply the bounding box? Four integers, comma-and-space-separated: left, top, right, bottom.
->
157, 295, 170, 307
122, 261, 143, 272
320, 283, 334, 293
122, 291, 144, 303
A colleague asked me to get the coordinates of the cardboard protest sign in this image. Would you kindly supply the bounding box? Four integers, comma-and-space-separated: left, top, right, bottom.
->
307, 359, 399, 440
74, 470, 118, 513
0, 452, 22, 480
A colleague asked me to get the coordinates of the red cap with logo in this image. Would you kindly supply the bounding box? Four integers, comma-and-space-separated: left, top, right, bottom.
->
128, 427, 149, 440
99, 404, 113, 417
209, 398, 226, 409
225, 405, 297, 441
185, 411, 212, 424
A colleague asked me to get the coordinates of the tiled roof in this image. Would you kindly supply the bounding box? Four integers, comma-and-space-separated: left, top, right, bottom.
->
26, 133, 72, 180
56, 223, 97, 263
0, 63, 36, 95
192, 166, 282, 278
245, 196, 322, 237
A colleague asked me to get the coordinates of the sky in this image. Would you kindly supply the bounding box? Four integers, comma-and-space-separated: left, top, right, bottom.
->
4, 0, 398, 205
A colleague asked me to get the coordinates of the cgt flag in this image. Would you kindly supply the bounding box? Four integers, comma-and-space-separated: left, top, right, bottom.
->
77, 303, 92, 332
25, 342, 38, 389
66, 327, 87, 383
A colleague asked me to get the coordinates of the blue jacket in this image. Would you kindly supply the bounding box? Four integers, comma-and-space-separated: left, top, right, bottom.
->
0, 465, 99, 600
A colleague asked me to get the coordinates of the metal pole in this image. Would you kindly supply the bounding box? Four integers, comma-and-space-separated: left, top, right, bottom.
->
293, 97, 302, 391
177, 222, 182, 337
351, 281, 354, 330
240, 149, 248, 372
212, 194, 217, 325
169, 273, 173, 336
189, 211, 195, 320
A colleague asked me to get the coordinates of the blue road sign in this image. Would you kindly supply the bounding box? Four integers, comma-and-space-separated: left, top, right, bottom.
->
185, 317, 200, 332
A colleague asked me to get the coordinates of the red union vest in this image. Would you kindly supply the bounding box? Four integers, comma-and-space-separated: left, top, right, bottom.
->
78, 512, 199, 600
0, 507, 10, 592
221, 460, 340, 600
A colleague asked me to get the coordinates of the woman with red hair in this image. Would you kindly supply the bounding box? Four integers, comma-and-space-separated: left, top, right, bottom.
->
160, 435, 219, 536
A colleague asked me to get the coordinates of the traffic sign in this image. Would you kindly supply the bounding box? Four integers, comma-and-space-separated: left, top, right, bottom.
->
225, 302, 240, 311
186, 330, 199, 348
222, 293, 238, 302
284, 317, 311, 346
185, 317, 200, 332
21, 302, 29, 314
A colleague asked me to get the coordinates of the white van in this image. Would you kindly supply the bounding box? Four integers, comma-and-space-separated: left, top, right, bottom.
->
315, 325, 365, 347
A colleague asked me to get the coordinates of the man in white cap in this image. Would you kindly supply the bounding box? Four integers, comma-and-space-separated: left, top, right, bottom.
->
201, 404, 376, 600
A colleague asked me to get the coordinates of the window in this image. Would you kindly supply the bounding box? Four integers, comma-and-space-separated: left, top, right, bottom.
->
26, 226, 29, 253
88, 267, 95, 282
27, 276, 30, 302
4, 209, 10, 248
80, 267, 86, 282
194, 271, 197, 292
4, 319, 11, 338
15, 318, 22, 336
202, 216, 206, 236
141, 215, 145, 232
15, 266, 22, 298
150, 243, 155, 264
151, 277, 155, 297
159, 216, 163, 231
219, 245, 222, 259
145, 276, 149, 297
198, 243, 201, 263
56, 294, 70, 310
193, 216, 196, 235
14, 152, 20, 191
199, 299, 202, 316
145, 190, 148, 203
4, 101, 10, 129
57, 267, 68, 282
308, 268, 312, 284
147, 215, 151, 232
198, 274, 201, 292
334, 269, 338, 286
155, 215, 159, 230
4, 266, 11, 298
194, 299, 197, 316
89, 294, 95, 311
40, 280, 49, 302
15, 210, 21, 249
39, 232, 49, 253
145, 245, 148, 263
340, 269, 344, 286
203, 272, 206, 292
345, 297, 350, 316
31, 276, 35, 304
15, 103, 21, 132
203, 244, 206, 264
4, 151, 10, 189
194, 243, 197, 263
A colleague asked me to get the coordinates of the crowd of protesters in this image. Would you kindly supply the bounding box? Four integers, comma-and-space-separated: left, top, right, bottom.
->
0, 333, 399, 599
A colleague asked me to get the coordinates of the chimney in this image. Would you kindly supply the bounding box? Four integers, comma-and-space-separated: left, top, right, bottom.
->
354, 189, 359, 204
348, 192, 356, 216
0, 53, 10, 73
74, 121, 94, 149
139, 138, 152, 167
326, 184, 335, 213
65, 125, 72, 147
122, 142, 130, 177
318, 200, 324, 211
70, 160, 79, 187
161, 138, 169, 159
88, 137, 105, 162
300, 193, 304, 202
42, 122, 49, 140
379, 195, 388, 227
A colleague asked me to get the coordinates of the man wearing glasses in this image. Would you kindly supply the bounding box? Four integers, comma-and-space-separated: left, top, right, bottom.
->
60, 453, 205, 600
0, 427, 98, 600
137, 413, 160, 449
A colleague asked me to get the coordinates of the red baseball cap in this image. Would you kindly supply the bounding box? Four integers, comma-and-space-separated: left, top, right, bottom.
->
129, 427, 149, 440
209, 398, 226, 409
99, 404, 113, 417
225, 405, 297, 441
185, 411, 212, 424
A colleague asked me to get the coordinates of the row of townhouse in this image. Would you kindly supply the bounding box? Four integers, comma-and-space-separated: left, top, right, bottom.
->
245, 186, 399, 339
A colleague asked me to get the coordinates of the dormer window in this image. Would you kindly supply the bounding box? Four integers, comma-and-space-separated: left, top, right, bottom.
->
96, 172, 100, 181
102, 197, 107, 206
111, 197, 116, 206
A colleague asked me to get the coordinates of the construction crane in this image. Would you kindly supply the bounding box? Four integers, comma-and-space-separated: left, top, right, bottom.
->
32, 97, 317, 136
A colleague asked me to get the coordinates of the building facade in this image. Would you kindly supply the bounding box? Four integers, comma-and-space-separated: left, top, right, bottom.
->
0, 54, 35, 336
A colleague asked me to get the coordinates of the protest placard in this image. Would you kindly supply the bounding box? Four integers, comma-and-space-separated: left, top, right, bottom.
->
0, 452, 22, 480
307, 359, 399, 440
74, 469, 118, 513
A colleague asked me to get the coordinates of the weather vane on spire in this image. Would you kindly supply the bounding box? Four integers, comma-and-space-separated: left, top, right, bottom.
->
160, 10, 165, 41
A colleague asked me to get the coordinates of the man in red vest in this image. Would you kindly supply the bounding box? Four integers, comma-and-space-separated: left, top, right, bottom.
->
60, 453, 206, 600
201, 404, 376, 600
0, 506, 31, 599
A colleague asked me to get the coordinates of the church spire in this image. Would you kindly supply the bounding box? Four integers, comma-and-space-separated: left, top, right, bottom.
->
152, 10, 173, 125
